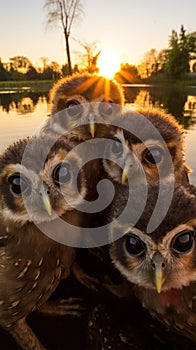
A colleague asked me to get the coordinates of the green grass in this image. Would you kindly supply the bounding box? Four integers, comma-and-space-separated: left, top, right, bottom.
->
0, 80, 53, 90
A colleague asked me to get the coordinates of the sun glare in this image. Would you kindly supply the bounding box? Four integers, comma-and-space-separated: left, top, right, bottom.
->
97, 50, 121, 79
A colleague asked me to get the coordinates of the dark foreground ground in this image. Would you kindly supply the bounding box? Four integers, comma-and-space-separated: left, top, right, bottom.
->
0, 272, 195, 350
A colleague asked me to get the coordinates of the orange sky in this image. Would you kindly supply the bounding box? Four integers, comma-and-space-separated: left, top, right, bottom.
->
0, 0, 196, 67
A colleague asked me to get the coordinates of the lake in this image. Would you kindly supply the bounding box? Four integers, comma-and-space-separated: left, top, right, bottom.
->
0, 84, 196, 184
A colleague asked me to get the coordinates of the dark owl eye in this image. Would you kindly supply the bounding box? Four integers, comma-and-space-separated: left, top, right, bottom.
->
125, 234, 146, 257
111, 137, 124, 156
53, 162, 71, 186
144, 147, 164, 165
8, 173, 30, 196
172, 231, 194, 253
99, 101, 113, 117
65, 100, 83, 118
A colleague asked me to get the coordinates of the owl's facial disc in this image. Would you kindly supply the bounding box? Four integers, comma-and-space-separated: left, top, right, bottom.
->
8, 171, 53, 218
87, 101, 114, 138
122, 144, 165, 185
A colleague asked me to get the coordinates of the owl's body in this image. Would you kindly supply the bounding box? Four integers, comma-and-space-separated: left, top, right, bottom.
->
0, 220, 75, 328
109, 183, 196, 343
0, 135, 87, 350
41, 73, 124, 141
103, 109, 190, 186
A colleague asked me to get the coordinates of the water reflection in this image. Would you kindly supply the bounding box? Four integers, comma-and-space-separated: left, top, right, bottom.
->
0, 92, 49, 152
1, 86, 196, 127
0, 91, 49, 114
124, 85, 196, 129
0, 85, 195, 184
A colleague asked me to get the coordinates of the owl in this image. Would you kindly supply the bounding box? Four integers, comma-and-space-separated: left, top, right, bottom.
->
41, 73, 124, 141
103, 108, 190, 186
0, 135, 87, 350
109, 182, 196, 343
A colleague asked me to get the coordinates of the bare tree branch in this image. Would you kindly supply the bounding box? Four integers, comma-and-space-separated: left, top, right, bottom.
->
44, 0, 83, 75
72, 38, 100, 72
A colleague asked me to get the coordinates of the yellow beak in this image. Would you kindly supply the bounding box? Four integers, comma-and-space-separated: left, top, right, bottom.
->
40, 185, 52, 216
90, 122, 95, 138
154, 265, 164, 294
121, 163, 130, 184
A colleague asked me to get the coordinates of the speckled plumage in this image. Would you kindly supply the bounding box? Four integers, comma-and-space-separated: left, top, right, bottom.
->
0, 135, 87, 350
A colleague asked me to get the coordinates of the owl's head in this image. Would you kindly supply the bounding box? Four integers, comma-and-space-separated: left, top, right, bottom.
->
45, 73, 124, 140
0, 135, 86, 225
103, 109, 190, 186
109, 183, 196, 294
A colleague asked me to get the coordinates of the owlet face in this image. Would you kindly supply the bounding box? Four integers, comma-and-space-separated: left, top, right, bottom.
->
109, 183, 196, 343
0, 136, 86, 225
103, 109, 190, 186
110, 183, 196, 293
43, 73, 124, 141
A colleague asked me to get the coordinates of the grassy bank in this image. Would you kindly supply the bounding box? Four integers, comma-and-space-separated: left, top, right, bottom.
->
0, 80, 54, 91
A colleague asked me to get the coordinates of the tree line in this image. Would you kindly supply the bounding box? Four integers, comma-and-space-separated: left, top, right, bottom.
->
0, 25, 195, 83
138, 25, 196, 80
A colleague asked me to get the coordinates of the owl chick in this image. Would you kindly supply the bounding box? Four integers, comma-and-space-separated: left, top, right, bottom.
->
109, 183, 196, 343
103, 109, 190, 186
41, 73, 124, 141
0, 135, 87, 350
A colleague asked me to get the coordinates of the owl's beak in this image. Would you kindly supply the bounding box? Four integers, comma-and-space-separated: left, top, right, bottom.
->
90, 122, 95, 138
152, 253, 166, 293
154, 265, 164, 294
121, 155, 134, 184
40, 185, 52, 216
121, 165, 129, 184
88, 114, 95, 138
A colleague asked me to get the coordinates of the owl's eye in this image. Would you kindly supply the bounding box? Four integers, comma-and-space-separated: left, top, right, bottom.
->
125, 234, 146, 257
65, 100, 83, 118
8, 173, 30, 196
111, 137, 124, 156
144, 147, 164, 165
99, 101, 113, 117
53, 162, 71, 186
172, 231, 194, 253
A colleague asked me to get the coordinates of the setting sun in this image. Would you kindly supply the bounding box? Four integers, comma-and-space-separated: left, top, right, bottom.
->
97, 50, 121, 79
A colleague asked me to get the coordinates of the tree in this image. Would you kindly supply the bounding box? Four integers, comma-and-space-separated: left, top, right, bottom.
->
25, 65, 40, 80
9, 56, 32, 73
40, 57, 49, 71
114, 63, 140, 83
44, 0, 83, 75
73, 39, 100, 73
138, 49, 166, 79
50, 61, 62, 79
166, 25, 196, 78
0, 59, 10, 81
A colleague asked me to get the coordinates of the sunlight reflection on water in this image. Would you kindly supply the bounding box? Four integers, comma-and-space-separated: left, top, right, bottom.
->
0, 90, 195, 185
0, 96, 48, 152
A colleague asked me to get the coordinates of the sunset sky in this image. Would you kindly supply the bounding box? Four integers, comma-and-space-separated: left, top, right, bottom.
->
1, 0, 196, 68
